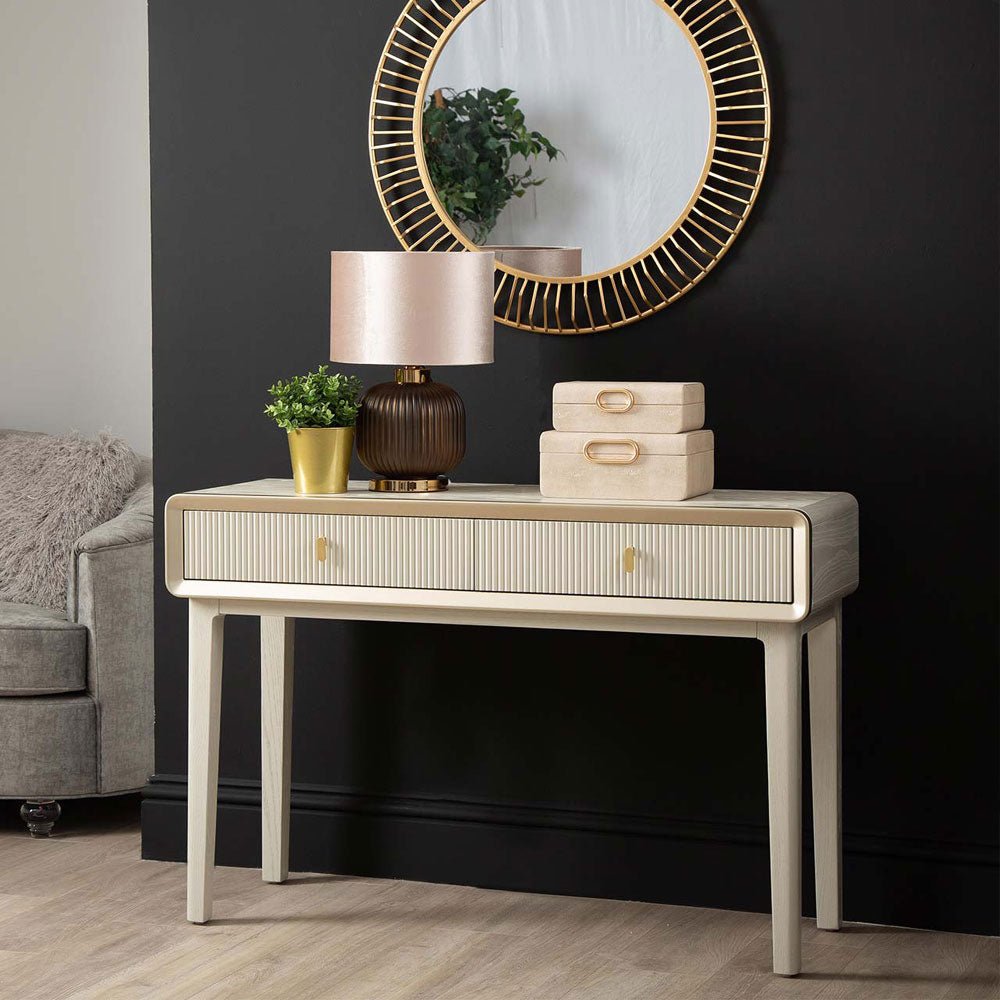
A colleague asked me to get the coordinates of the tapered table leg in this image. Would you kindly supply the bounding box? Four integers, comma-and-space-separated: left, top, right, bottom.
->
261, 616, 295, 884
760, 622, 803, 977
808, 603, 842, 931
187, 599, 225, 924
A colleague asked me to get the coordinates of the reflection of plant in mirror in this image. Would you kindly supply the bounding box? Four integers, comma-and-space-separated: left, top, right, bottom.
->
423, 87, 561, 245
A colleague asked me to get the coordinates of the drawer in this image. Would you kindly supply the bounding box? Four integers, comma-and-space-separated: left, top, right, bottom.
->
183, 510, 475, 590
475, 519, 793, 602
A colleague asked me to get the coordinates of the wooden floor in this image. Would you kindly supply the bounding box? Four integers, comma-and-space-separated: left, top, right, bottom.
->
0, 800, 995, 1000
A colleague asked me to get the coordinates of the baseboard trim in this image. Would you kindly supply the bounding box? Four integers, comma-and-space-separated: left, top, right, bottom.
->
141, 775, 999, 935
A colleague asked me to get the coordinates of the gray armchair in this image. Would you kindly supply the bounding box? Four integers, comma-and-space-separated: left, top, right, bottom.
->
0, 458, 153, 835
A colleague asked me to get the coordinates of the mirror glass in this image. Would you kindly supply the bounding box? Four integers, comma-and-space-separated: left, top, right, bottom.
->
424, 0, 712, 277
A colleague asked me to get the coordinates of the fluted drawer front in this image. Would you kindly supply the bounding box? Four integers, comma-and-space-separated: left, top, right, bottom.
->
475, 519, 793, 602
183, 511, 793, 602
183, 511, 474, 590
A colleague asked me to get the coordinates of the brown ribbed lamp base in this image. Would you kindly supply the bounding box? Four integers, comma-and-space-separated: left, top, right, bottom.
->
355, 367, 465, 492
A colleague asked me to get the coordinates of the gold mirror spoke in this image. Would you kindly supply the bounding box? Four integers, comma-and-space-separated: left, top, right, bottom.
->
492, 270, 510, 306
397, 21, 437, 49
708, 170, 757, 192
639, 259, 667, 304
660, 242, 692, 285
422, 229, 454, 251
687, 0, 730, 30
699, 26, 746, 51
617, 271, 642, 318
693, 11, 739, 40
629, 265, 656, 314
425, 0, 455, 19
382, 178, 425, 201
692, 203, 733, 232
699, 195, 741, 221
650, 250, 683, 296
526, 282, 541, 330
389, 40, 430, 61
383, 53, 425, 73
412, 4, 448, 32
704, 41, 755, 65
714, 144, 761, 159
596, 277, 610, 328
712, 69, 762, 86
399, 209, 439, 237
671, 233, 708, 271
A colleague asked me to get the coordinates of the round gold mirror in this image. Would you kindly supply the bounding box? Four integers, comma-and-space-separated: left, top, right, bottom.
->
370, 0, 769, 333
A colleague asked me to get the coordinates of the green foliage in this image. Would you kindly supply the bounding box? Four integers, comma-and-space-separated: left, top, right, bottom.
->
264, 365, 363, 431
423, 87, 561, 245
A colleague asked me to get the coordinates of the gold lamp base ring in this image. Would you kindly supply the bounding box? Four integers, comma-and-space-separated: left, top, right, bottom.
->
369, 477, 449, 493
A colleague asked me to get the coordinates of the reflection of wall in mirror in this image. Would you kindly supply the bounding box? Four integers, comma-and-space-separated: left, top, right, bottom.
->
428, 0, 712, 276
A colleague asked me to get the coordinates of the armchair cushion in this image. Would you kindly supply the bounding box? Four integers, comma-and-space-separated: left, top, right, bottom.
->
0, 602, 86, 696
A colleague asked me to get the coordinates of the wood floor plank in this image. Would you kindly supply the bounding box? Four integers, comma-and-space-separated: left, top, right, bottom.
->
683, 923, 864, 1000
941, 939, 1000, 999
0, 804, 993, 1000
819, 927, 994, 1000
604, 902, 771, 975
80, 878, 405, 999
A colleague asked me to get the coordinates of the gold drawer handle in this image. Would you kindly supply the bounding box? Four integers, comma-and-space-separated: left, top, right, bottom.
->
584, 439, 640, 465
595, 388, 635, 413
623, 546, 636, 574
316, 537, 328, 562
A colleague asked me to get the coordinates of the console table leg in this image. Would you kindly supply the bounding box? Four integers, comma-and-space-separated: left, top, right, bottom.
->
760, 622, 803, 977
261, 616, 294, 884
807, 603, 842, 931
187, 599, 225, 924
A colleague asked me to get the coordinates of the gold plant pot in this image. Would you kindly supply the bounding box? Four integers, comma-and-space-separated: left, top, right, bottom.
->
287, 427, 354, 494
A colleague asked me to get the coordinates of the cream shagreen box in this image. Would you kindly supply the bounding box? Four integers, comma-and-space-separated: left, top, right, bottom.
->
539, 429, 714, 502
552, 381, 705, 433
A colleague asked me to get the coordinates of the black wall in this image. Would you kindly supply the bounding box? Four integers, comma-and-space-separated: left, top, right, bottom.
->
144, 0, 1000, 934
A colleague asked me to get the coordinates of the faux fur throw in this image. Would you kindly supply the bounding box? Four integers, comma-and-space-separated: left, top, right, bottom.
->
0, 431, 137, 611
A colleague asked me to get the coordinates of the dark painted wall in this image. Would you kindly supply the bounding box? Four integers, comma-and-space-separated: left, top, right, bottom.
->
144, 0, 1000, 934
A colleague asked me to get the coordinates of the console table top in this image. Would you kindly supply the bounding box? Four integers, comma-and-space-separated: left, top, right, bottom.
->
184, 480, 853, 514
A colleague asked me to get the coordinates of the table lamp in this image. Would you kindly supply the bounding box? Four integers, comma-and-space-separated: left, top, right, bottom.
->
330, 251, 495, 492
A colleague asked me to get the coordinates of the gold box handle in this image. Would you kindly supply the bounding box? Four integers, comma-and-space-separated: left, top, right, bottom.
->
623, 546, 636, 574
316, 536, 328, 562
595, 388, 635, 413
584, 439, 640, 465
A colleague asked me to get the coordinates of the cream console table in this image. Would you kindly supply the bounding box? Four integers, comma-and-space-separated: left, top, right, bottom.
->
165, 480, 858, 977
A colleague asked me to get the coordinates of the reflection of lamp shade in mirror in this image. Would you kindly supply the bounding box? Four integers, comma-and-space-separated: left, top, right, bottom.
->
484, 246, 582, 277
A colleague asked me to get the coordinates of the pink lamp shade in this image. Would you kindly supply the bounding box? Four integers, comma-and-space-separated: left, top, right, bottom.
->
330, 251, 495, 367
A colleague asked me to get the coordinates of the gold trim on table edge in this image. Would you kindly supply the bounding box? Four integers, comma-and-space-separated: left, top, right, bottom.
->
164, 492, 811, 529
368, 0, 771, 334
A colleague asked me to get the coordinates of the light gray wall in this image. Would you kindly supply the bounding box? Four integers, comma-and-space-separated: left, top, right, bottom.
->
0, 0, 151, 455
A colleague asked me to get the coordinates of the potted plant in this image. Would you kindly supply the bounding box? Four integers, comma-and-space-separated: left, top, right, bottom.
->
423, 86, 561, 244
264, 365, 363, 494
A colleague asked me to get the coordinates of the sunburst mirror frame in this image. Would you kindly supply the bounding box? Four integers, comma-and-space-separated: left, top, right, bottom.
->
369, 0, 770, 334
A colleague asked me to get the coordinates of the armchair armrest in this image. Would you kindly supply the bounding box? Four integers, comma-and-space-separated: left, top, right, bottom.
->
73, 482, 154, 554
68, 481, 154, 794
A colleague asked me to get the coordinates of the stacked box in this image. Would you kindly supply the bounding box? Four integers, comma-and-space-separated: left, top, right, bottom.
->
539, 382, 714, 501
